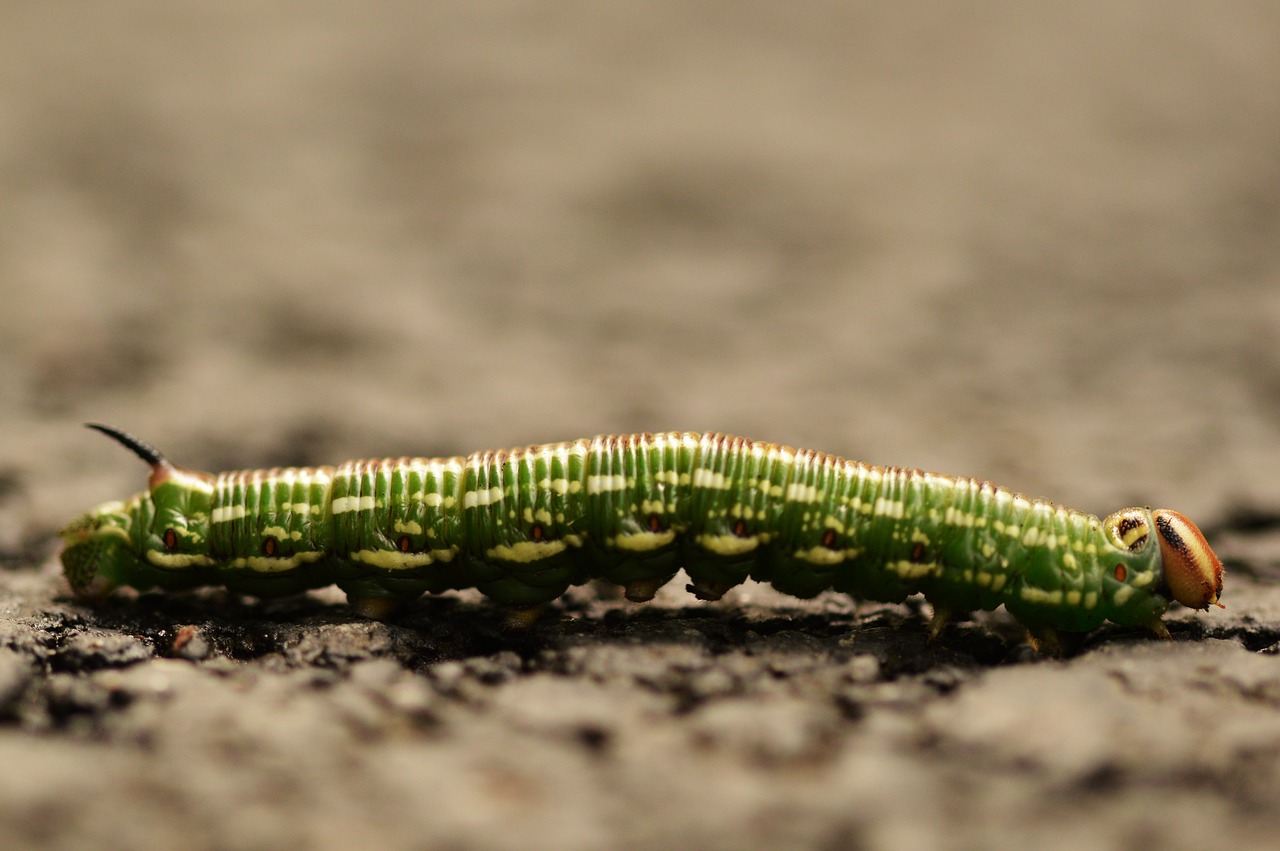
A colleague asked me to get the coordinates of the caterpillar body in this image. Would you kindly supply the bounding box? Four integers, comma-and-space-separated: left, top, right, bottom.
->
60, 425, 1224, 650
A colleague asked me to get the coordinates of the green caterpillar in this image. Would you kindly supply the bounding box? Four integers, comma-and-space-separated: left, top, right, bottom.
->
60, 425, 1223, 650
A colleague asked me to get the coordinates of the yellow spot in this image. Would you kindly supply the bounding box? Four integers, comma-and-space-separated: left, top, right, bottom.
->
171, 526, 203, 542
696, 533, 759, 555
228, 550, 326, 573
872, 499, 904, 519
394, 520, 424, 535
910, 529, 930, 545
1066, 590, 1081, 606
889, 560, 937, 579
348, 549, 436, 570
145, 552, 216, 569
785, 483, 819, 503
795, 546, 845, 565
487, 540, 568, 562
614, 530, 677, 551
462, 487, 504, 508
332, 495, 375, 514
587, 475, 627, 493
691, 469, 729, 489
211, 505, 247, 524
1020, 587, 1064, 606
1113, 586, 1135, 605
423, 492, 445, 507
1062, 552, 1078, 569
1084, 592, 1098, 609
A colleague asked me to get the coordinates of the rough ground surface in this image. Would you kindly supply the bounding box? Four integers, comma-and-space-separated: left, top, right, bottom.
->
3, 3, 1280, 849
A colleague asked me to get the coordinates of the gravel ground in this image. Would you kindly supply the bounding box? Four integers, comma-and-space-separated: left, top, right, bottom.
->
3, 3, 1280, 849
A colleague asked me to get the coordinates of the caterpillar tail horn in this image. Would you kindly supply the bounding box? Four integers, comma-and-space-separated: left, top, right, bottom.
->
85, 423, 179, 486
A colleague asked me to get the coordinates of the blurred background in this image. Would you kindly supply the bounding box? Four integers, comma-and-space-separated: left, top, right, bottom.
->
3, 1, 1279, 556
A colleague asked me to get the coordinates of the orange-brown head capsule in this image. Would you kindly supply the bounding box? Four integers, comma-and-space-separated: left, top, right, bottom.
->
1152, 509, 1224, 610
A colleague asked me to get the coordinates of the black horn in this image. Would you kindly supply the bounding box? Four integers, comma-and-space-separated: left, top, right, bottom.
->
85, 423, 170, 469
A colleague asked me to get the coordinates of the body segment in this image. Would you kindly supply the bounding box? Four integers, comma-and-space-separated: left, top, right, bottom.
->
60, 428, 1225, 644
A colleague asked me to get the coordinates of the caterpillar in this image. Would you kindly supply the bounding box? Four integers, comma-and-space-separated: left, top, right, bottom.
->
59, 424, 1224, 651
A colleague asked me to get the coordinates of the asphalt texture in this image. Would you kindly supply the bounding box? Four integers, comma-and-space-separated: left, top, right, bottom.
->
3, 3, 1280, 849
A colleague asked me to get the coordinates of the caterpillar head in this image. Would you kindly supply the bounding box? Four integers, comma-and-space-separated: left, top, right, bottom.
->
59, 424, 214, 598
1103, 507, 1224, 610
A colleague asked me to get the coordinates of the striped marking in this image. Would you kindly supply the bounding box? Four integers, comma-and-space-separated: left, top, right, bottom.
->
332, 495, 375, 514
873, 499, 905, 519
1020, 587, 1064, 606
462, 487, 504, 509
211, 505, 247, 524
231, 551, 327, 573
145, 551, 216, 569
350, 549, 446, 570
613, 530, 677, 551
691, 469, 730, 490
587, 474, 627, 493
488, 540, 568, 562
785, 483, 820, 503
888, 559, 937, 579
167, 470, 214, 494
696, 533, 760, 555
795, 545, 849, 565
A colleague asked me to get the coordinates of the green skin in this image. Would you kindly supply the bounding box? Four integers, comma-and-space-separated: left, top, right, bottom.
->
61, 432, 1176, 637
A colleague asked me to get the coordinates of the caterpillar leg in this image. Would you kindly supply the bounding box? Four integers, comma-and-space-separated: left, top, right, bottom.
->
927, 606, 952, 642
623, 578, 667, 603
338, 577, 427, 621
502, 604, 549, 630
348, 595, 407, 621
1146, 617, 1172, 641
686, 579, 735, 601
1024, 624, 1063, 655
